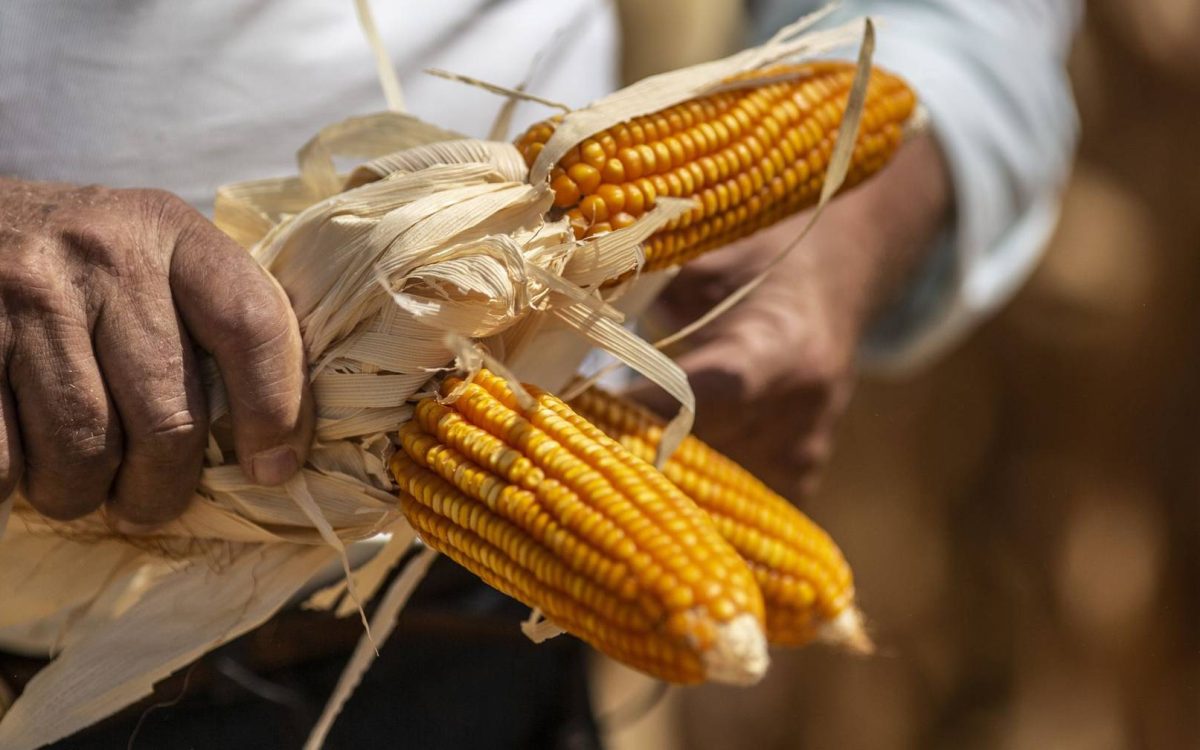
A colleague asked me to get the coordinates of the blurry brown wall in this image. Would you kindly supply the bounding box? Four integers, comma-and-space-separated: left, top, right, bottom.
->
660, 2, 1200, 748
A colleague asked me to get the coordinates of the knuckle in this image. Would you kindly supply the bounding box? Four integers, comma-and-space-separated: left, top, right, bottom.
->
801, 330, 847, 381
0, 255, 68, 316
136, 410, 206, 463
128, 188, 199, 242
125, 187, 188, 216
787, 415, 835, 466
0, 227, 27, 253
221, 291, 293, 349
793, 363, 840, 399
23, 432, 116, 521
55, 427, 122, 476
36, 396, 122, 479
796, 435, 832, 466
58, 230, 128, 280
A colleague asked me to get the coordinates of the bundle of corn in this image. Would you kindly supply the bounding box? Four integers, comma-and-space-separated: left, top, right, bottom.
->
0, 10, 918, 748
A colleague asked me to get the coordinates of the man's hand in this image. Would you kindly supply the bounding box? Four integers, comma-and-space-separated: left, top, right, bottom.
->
0, 178, 314, 528
635, 134, 952, 495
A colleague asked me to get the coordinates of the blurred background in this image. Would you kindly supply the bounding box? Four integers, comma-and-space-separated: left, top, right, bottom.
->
593, 1, 1200, 748
6, 3, 1194, 748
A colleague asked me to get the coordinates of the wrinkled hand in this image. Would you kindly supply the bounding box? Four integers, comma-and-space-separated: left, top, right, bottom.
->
634, 221, 863, 496
0, 178, 314, 528
635, 134, 951, 496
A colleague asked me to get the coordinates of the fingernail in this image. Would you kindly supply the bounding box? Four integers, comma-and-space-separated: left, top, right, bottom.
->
113, 519, 160, 537
251, 446, 300, 486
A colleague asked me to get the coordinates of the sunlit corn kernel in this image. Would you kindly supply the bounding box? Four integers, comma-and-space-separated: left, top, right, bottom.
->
617, 147, 644, 181
726, 178, 742, 206
664, 172, 684, 197
562, 163, 600, 196
595, 183, 626, 214
623, 183, 645, 215
611, 211, 637, 230
695, 121, 719, 154
697, 155, 720, 185
711, 119, 731, 149
650, 174, 670, 198
665, 137, 686, 168
634, 177, 657, 207
635, 143, 657, 175
550, 173, 581, 208
713, 183, 730, 212
581, 139, 607, 168
602, 158, 625, 184
612, 124, 633, 149
677, 131, 697, 162
745, 134, 765, 162
651, 141, 672, 172
719, 112, 741, 140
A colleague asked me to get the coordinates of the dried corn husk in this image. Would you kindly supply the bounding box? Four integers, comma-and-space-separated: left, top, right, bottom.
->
0, 11, 900, 747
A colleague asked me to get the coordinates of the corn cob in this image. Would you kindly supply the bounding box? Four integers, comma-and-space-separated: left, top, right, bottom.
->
390, 369, 769, 684
568, 387, 866, 650
516, 61, 916, 273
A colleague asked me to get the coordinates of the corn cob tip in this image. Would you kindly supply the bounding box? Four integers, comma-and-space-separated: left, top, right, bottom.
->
818, 606, 873, 656
704, 613, 770, 686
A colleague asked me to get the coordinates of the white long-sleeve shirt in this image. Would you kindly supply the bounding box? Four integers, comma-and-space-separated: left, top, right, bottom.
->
0, 0, 619, 212
756, 0, 1082, 368
0, 0, 1079, 367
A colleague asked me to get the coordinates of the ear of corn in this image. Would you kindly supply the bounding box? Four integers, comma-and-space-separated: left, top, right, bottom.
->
568, 387, 867, 651
390, 369, 770, 685
516, 61, 916, 274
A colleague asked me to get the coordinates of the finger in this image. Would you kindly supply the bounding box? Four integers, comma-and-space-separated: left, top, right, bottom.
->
788, 378, 854, 495
0, 376, 23, 503
655, 248, 749, 327
625, 336, 752, 444
655, 215, 811, 327
168, 210, 313, 486
94, 281, 207, 526
9, 316, 122, 520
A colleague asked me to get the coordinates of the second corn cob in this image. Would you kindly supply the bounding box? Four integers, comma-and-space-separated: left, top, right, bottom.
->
516, 61, 916, 274
569, 387, 867, 650
390, 369, 770, 685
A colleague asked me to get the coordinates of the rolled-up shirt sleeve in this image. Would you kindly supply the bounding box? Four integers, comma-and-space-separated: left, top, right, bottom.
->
756, 0, 1083, 370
